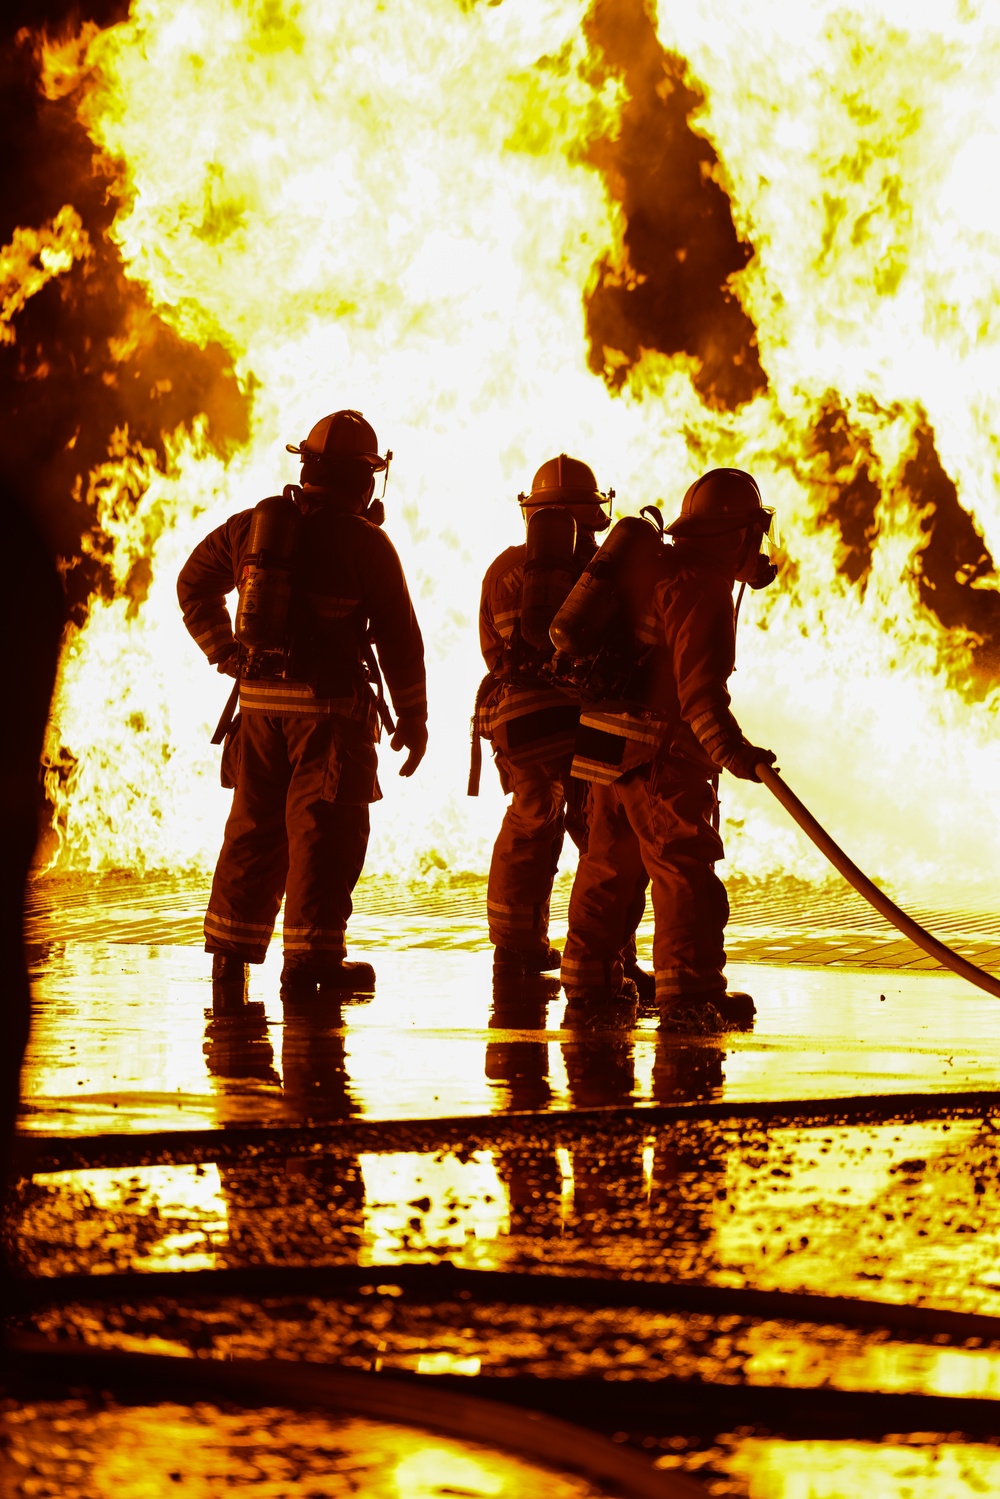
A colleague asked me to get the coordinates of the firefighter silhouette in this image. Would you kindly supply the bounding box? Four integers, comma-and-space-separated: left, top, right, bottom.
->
471, 456, 652, 998
558, 469, 777, 1032
178, 411, 427, 999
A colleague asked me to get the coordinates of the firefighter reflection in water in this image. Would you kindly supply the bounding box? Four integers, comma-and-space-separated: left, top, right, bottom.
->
472, 456, 652, 999
486, 973, 724, 1263
558, 469, 778, 1031
178, 410, 427, 1000
204, 999, 366, 1265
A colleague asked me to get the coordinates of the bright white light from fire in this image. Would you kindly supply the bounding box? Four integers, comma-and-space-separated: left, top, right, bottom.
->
36, 0, 1000, 900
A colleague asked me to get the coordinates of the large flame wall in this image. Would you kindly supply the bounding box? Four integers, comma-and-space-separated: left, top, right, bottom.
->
8, 0, 1000, 899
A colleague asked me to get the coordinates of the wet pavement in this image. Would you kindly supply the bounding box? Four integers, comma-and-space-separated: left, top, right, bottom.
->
19, 937, 1000, 1136
11, 874, 1000, 1496
1, 1396, 614, 1498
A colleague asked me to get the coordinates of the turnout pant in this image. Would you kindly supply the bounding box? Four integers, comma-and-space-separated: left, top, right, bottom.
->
205, 713, 376, 963
487, 754, 588, 952
561, 758, 728, 1001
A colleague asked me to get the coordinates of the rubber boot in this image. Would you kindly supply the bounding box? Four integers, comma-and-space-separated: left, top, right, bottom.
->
658, 994, 726, 1036
493, 944, 562, 974
713, 990, 756, 1031
211, 952, 250, 1013
280, 958, 377, 996
621, 955, 656, 1007
563, 976, 639, 1030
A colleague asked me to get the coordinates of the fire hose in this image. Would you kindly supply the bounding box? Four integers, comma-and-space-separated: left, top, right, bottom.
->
757, 763, 1000, 1001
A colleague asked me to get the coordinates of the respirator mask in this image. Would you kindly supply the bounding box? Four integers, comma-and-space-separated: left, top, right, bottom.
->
735, 510, 778, 590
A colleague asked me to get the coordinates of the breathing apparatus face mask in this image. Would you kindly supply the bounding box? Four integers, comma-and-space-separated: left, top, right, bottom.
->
735, 511, 779, 589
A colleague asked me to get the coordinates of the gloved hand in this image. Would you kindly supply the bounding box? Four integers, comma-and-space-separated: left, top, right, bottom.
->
723, 744, 777, 782
215, 644, 240, 678
391, 717, 428, 777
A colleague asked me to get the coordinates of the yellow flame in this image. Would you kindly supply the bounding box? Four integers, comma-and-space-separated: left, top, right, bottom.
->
0, 205, 90, 345
32, 0, 1000, 901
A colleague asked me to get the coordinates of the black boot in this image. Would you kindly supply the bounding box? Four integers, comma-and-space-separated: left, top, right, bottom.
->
621, 955, 656, 1006
493, 944, 562, 974
211, 952, 249, 1013
712, 990, 756, 1031
281, 958, 376, 996
562, 977, 639, 1030
212, 953, 250, 981
659, 993, 732, 1035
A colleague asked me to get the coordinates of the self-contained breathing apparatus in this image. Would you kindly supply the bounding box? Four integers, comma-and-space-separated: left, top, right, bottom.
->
550, 469, 778, 705
234, 487, 304, 678
212, 410, 397, 746
468, 454, 612, 795
519, 505, 578, 650
548, 507, 668, 705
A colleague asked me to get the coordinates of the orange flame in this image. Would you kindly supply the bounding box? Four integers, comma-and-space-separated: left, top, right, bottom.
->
26, 0, 1000, 901
0, 205, 90, 344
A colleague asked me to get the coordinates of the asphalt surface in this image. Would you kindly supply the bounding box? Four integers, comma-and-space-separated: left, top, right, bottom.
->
11, 873, 1000, 1497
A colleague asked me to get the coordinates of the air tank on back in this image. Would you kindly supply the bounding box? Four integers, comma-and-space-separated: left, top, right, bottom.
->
235, 490, 303, 653
549, 513, 664, 658
520, 507, 577, 649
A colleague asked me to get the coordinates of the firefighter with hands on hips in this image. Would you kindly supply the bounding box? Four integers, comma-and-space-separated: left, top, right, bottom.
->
472, 454, 653, 997
555, 467, 777, 1032
178, 409, 427, 998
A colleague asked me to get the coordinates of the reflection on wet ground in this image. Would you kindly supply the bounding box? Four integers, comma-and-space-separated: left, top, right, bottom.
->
0, 1397, 610, 1498
17, 1119, 1000, 1315
21, 944, 1000, 1134
12, 876, 1000, 1496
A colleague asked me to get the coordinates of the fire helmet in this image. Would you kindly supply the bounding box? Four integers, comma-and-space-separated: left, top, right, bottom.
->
665, 468, 772, 538
518, 453, 612, 511
286, 410, 389, 472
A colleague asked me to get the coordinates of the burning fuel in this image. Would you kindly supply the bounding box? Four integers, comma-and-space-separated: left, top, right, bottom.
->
4, 0, 1000, 898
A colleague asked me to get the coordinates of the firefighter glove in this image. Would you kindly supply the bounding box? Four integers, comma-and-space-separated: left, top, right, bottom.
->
216, 644, 240, 678
723, 744, 777, 782
391, 716, 428, 777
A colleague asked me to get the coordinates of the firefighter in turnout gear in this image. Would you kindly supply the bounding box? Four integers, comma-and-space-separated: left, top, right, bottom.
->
178, 410, 427, 997
474, 455, 652, 995
559, 468, 777, 1032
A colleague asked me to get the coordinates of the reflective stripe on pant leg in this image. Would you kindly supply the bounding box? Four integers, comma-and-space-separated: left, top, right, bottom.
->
561, 780, 643, 993
487, 756, 569, 950
205, 713, 289, 959
282, 926, 348, 958
282, 718, 372, 960
618, 767, 727, 998
560, 952, 622, 992
486, 898, 543, 947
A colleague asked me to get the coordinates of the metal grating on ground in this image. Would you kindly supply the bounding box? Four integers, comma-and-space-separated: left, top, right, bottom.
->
23, 871, 1000, 974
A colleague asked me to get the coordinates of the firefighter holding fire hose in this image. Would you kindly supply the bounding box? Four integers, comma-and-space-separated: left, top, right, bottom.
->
472, 455, 652, 997
555, 468, 778, 1032
177, 410, 427, 998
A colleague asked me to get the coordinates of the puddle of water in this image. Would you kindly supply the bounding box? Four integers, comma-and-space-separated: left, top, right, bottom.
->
695, 1434, 1000, 1498
21, 944, 1000, 1136
17, 1117, 1000, 1312
0, 1398, 614, 1498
